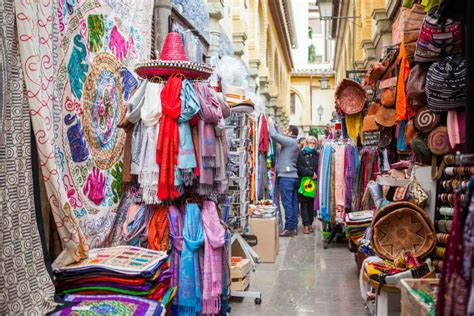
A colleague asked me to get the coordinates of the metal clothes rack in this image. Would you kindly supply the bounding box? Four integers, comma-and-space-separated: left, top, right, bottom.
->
225, 110, 262, 305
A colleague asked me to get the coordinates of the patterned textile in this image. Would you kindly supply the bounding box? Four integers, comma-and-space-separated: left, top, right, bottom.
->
54, 294, 163, 316
15, 0, 154, 269
436, 192, 471, 316
0, 0, 57, 314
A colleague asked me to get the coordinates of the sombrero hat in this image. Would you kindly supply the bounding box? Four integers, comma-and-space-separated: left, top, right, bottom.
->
362, 102, 381, 132
335, 79, 367, 115
135, 32, 214, 79
224, 86, 254, 113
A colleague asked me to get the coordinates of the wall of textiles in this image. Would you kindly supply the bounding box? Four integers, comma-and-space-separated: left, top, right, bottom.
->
15, 0, 155, 269
317, 140, 358, 223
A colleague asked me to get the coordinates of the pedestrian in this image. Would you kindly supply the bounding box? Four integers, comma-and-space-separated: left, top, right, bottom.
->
268, 117, 300, 237
298, 136, 306, 150
296, 136, 319, 234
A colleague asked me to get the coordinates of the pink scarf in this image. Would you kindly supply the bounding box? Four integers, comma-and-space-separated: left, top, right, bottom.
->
201, 201, 225, 314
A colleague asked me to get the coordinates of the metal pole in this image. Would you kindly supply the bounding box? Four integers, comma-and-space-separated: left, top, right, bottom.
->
154, 0, 172, 57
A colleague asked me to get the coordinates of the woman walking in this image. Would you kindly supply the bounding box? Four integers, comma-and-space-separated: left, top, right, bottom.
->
297, 136, 319, 234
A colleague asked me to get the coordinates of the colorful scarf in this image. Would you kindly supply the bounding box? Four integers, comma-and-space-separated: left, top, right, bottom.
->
178, 203, 204, 316
177, 80, 200, 187
320, 144, 333, 222
157, 76, 182, 200
168, 206, 183, 305
195, 83, 222, 168
436, 191, 471, 316
148, 206, 170, 251
201, 201, 225, 314
122, 203, 147, 247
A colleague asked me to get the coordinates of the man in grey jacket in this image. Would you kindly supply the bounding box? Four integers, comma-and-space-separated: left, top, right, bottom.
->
268, 117, 300, 237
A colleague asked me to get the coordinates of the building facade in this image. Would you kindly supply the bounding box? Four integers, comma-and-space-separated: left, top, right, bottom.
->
289, 0, 336, 134
206, 0, 297, 126
332, 0, 401, 82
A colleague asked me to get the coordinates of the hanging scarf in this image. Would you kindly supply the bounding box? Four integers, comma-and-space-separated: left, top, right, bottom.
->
141, 82, 163, 127
194, 83, 221, 168
215, 94, 230, 194
138, 124, 160, 204
177, 80, 200, 186
168, 206, 183, 305
122, 203, 147, 246
178, 203, 204, 316
201, 201, 225, 314
436, 191, 471, 316
148, 206, 170, 251
157, 76, 182, 200
190, 115, 201, 177
320, 144, 333, 222
126, 80, 147, 124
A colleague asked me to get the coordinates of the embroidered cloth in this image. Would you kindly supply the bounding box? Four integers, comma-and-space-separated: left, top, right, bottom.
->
15, 0, 154, 268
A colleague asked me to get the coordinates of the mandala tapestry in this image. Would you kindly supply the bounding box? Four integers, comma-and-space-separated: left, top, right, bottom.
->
0, 0, 57, 314
15, 0, 154, 269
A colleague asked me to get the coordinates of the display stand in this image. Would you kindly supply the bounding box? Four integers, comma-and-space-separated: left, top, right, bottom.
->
225, 111, 262, 305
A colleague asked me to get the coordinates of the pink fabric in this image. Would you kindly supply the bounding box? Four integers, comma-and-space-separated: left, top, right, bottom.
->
201, 201, 225, 314
335, 144, 346, 211
122, 204, 141, 237
447, 111, 466, 150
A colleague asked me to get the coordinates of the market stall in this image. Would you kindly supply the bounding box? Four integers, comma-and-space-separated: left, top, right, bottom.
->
330, 1, 474, 315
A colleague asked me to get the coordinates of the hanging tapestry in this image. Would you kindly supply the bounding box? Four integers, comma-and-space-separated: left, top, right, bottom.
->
15, 0, 154, 269
0, 0, 57, 313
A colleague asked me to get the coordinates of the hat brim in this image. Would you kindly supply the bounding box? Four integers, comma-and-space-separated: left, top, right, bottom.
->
230, 103, 255, 113
375, 107, 396, 127
135, 60, 214, 79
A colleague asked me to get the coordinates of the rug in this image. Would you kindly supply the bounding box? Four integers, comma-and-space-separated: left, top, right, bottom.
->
54, 294, 163, 316
15, 0, 154, 269
0, 0, 57, 313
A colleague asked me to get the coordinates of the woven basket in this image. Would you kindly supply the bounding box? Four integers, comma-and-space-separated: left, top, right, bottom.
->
370, 202, 436, 261
335, 79, 367, 115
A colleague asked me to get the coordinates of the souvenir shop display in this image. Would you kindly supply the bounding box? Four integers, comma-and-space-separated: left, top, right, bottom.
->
55, 247, 173, 307
332, 0, 473, 314
317, 139, 358, 248
12, 2, 233, 310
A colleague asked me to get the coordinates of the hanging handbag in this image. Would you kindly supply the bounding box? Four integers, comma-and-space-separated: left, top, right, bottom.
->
368, 62, 387, 81
379, 77, 398, 107
298, 177, 317, 198
426, 56, 466, 112
408, 175, 429, 207
403, 4, 425, 65
406, 63, 429, 103
414, 11, 462, 62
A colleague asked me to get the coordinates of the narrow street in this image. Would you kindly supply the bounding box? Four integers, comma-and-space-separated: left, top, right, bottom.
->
231, 225, 370, 316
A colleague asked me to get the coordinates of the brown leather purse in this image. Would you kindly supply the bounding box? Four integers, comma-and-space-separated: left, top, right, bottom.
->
406, 63, 428, 103
403, 4, 425, 66
379, 77, 398, 107
368, 62, 387, 81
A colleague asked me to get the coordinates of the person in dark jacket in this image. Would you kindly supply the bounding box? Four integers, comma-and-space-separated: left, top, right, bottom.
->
297, 136, 319, 234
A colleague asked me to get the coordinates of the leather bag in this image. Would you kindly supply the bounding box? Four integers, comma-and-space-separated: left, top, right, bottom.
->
379, 77, 398, 107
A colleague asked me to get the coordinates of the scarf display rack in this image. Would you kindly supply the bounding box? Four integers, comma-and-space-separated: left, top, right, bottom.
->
317, 138, 358, 248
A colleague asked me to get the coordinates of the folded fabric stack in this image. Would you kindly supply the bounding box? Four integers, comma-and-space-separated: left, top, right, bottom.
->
55, 246, 175, 312
344, 210, 374, 243
53, 294, 165, 316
